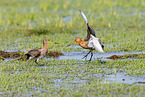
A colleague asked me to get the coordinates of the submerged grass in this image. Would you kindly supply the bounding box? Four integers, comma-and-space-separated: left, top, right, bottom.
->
0, 0, 145, 96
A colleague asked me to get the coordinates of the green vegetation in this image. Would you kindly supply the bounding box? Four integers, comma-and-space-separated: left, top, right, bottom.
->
0, 59, 145, 96
0, 0, 145, 96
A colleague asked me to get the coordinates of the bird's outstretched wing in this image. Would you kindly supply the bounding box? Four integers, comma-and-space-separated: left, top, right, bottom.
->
79, 9, 96, 41
79, 9, 88, 25
87, 25, 96, 37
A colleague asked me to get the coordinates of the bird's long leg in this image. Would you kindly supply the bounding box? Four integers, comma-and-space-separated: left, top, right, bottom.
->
35, 59, 38, 64
82, 50, 91, 60
89, 51, 93, 61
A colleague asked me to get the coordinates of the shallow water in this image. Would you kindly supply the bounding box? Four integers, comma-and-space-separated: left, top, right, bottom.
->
104, 72, 145, 85
42, 71, 145, 88
1, 50, 144, 62
47, 51, 144, 61
51, 72, 145, 87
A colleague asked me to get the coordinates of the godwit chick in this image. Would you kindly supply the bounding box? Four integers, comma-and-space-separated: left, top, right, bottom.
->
25, 39, 57, 64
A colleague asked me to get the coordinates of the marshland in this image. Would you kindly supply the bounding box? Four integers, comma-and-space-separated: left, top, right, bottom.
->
0, 0, 145, 96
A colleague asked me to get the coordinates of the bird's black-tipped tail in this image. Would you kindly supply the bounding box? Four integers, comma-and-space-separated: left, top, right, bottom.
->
25, 53, 31, 59
101, 44, 104, 50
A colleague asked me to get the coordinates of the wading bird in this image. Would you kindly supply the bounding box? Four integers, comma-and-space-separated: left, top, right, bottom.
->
25, 39, 57, 64
67, 10, 104, 61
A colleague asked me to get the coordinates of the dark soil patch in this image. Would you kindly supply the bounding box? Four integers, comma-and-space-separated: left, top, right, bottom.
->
0, 56, 4, 60
0, 50, 21, 59
107, 53, 145, 60
128, 24, 136, 28
46, 51, 64, 57
136, 81, 145, 84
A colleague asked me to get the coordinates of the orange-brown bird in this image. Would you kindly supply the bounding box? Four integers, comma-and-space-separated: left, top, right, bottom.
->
25, 39, 57, 64
67, 10, 104, 61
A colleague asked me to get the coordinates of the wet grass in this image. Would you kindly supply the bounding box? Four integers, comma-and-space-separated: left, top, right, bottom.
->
0, 59, 145, 96
0, 0, 145, 96
1, 0, 145, 52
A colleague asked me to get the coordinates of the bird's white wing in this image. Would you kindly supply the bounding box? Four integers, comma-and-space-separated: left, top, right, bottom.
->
88, 38, 94, 48
89, 35, 104, 53
79, 10, 88, 24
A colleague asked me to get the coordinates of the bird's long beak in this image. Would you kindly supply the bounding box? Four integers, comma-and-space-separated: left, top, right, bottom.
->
48, 41, 58, 44
67, 41, 76, 47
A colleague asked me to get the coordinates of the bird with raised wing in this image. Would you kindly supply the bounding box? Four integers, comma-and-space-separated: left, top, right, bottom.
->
67, 10, 104, 61
25, 39, 58, 64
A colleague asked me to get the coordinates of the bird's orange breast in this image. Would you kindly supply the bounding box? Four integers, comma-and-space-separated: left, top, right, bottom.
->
78, 40, 90, 49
